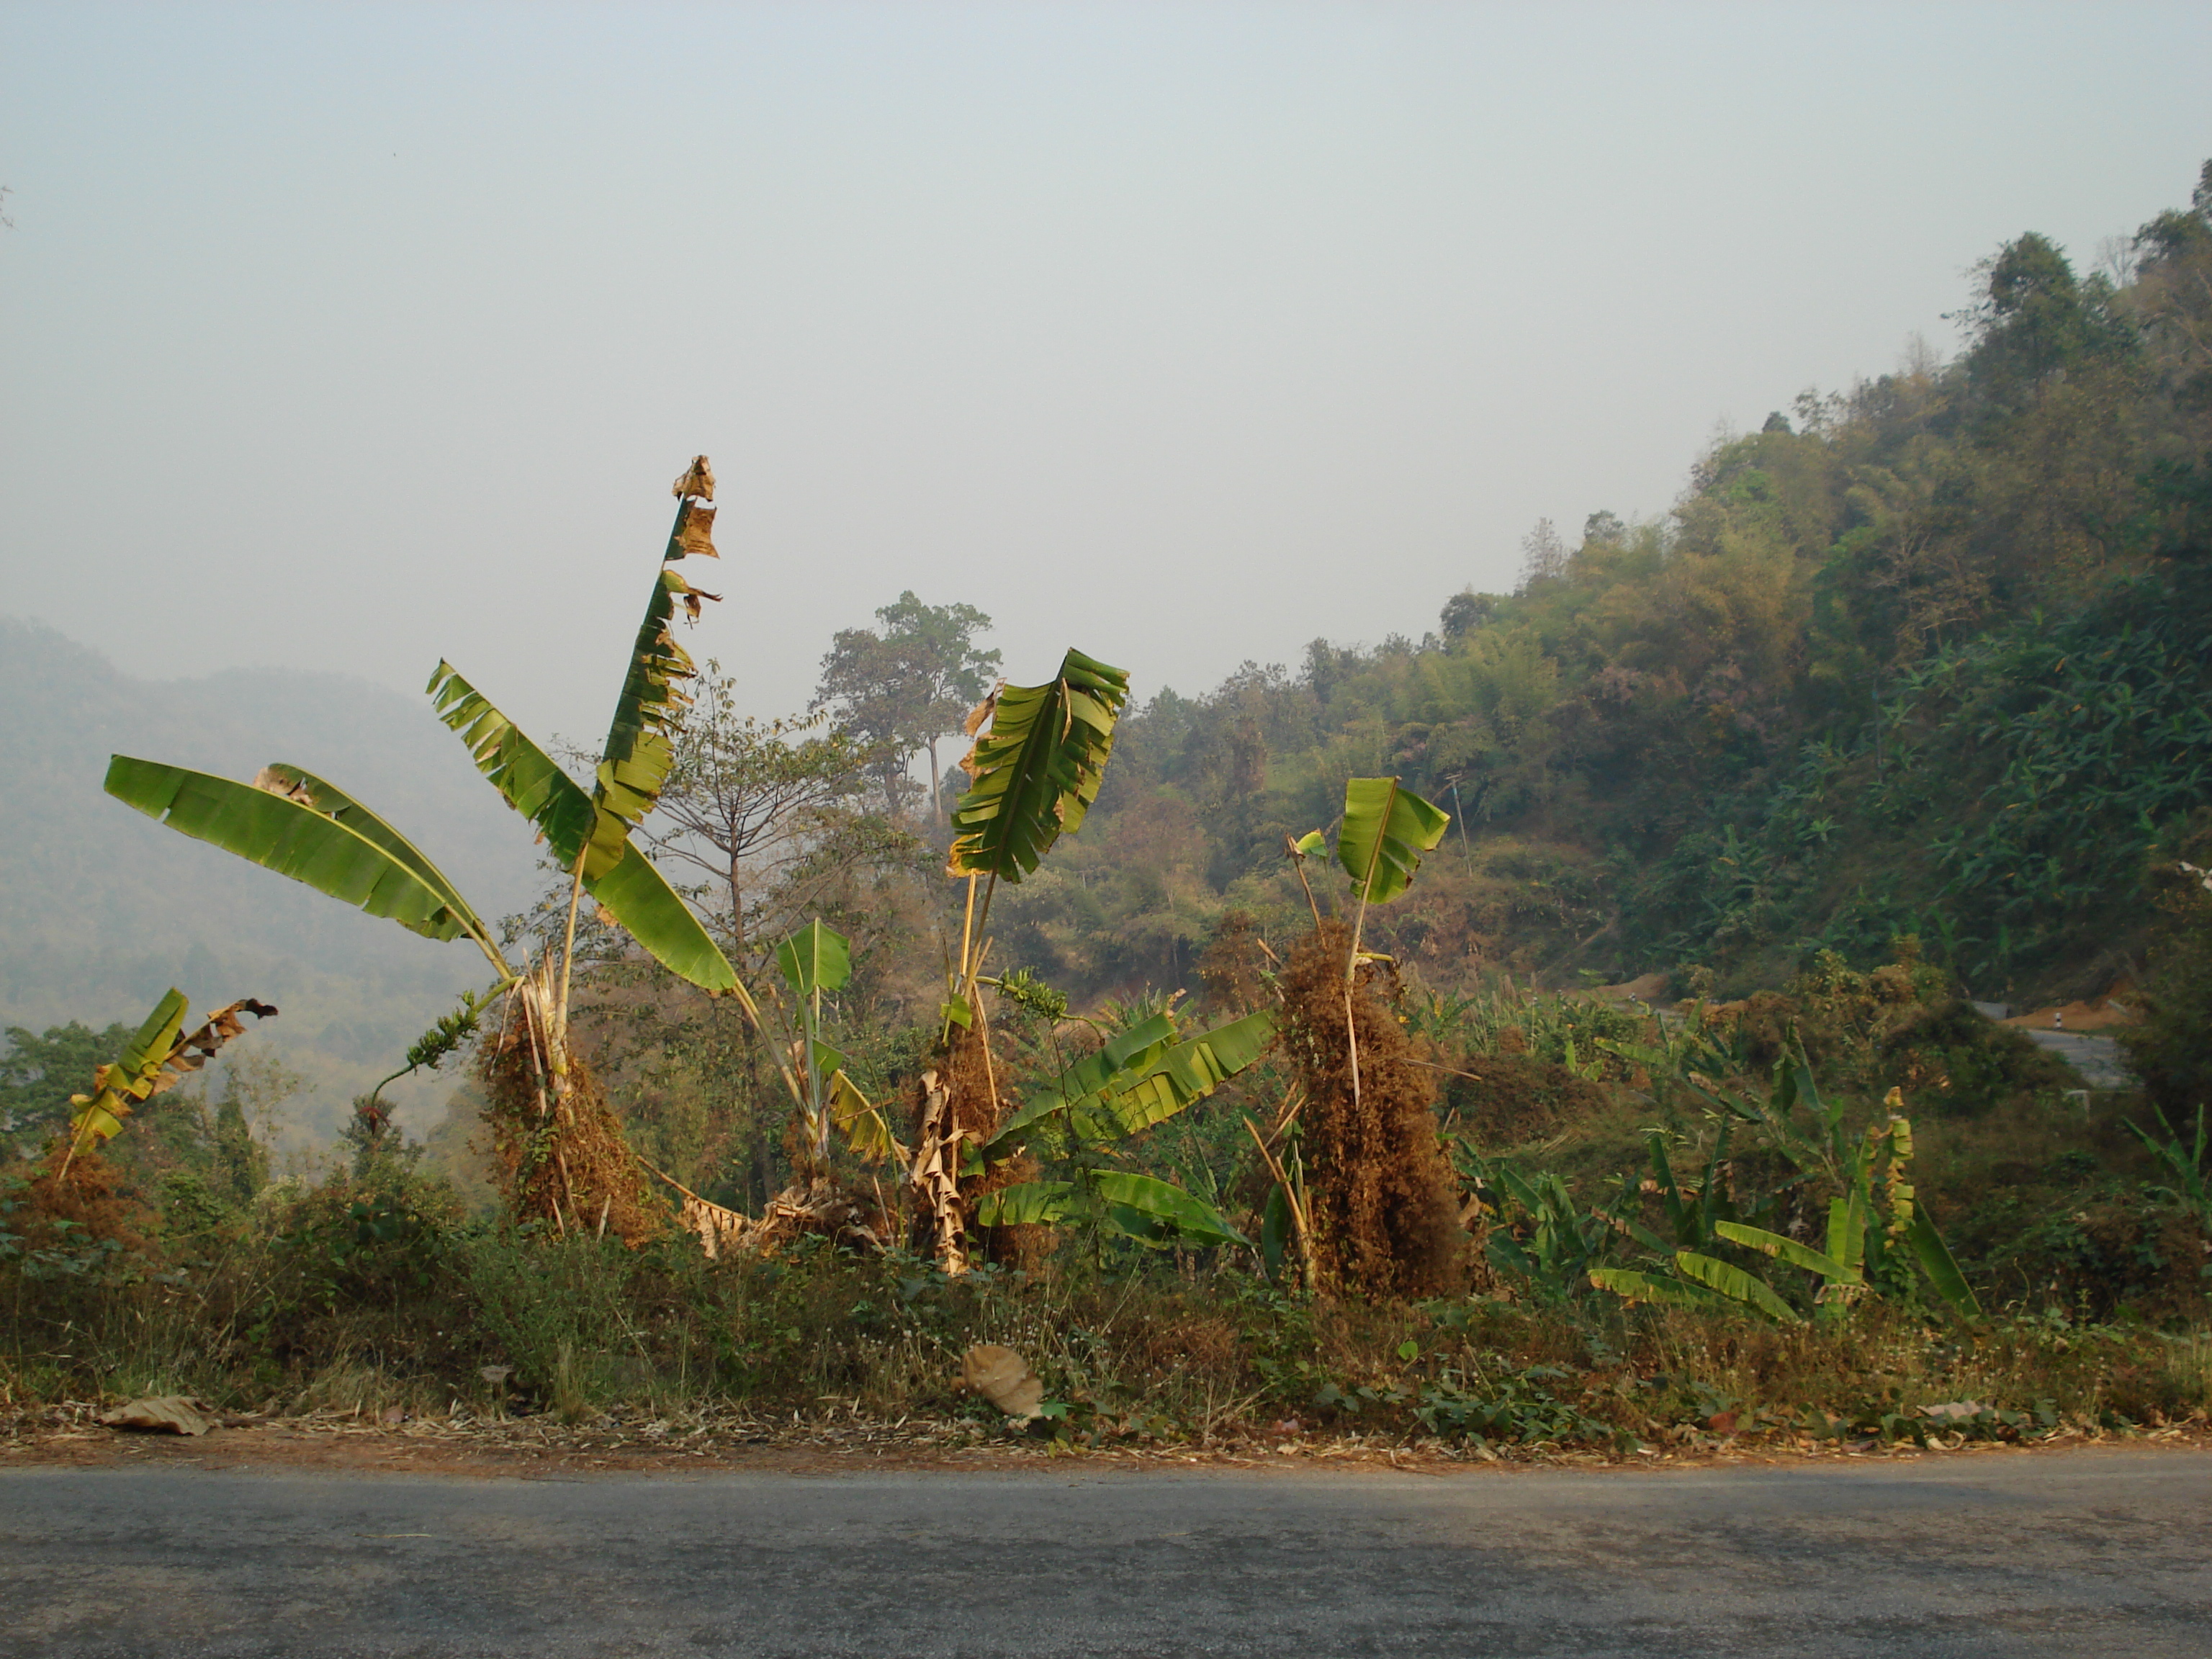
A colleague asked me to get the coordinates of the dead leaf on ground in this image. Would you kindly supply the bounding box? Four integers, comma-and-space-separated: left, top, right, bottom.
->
961, 1344, 1044, 1420
99, 1397, 212, 1437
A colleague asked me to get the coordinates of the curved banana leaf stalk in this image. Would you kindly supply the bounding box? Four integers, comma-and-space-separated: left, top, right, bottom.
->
60, 989, 276, 1176
947, 648, 1130, 884
104, 757, 510, 979
425, 660, 747, 1004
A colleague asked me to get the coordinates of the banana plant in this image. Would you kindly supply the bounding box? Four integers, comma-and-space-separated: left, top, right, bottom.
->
974, 1004, 1274, 1251
1288, 775, 1450, 1108
1591, 1089, 1981, 1323
56, 989, 276, 1179
915, 647, 1130, 1271
772, 919, 900, 1167
108, 457, 747, 1044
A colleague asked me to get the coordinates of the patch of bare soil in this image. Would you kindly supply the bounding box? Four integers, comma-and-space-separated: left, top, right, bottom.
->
4, 1400, 2204, 1480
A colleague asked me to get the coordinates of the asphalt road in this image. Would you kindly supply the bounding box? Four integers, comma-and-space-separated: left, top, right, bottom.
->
2018, 1029, 2131, 1088
4, 1450, 2208, 1658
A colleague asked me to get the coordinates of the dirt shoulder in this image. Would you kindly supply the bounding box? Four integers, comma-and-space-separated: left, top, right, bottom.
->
6, 1399, 2206, 1480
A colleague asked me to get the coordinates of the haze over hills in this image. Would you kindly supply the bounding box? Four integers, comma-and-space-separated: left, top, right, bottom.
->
1, 616, 545, 1142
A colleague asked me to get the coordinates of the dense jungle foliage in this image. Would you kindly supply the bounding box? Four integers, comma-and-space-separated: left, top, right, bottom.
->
6, 163, 2211, 1455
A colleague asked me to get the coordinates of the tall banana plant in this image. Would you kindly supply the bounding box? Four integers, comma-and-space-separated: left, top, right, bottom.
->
1290, 775, 1450, 1107
913, 647, 1130, 1271
105, 458, 747, 1232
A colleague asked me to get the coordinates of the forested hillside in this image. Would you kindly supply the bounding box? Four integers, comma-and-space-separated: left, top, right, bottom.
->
986, 164, 2212, 1008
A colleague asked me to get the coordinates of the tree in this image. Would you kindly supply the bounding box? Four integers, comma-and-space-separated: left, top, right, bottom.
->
1517, 518, 1568, 590
1, 1020, 134, 1146
646, 662, 873, 950
813, 593, 1001, 821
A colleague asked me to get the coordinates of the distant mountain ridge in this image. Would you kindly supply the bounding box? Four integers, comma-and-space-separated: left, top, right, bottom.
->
0, 614, 548, 1141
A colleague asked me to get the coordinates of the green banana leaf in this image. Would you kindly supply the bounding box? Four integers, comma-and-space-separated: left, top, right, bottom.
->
1089, 1172, 1250, 1247
67, 989, 188, 1145
975, 1180, 1076, 1227
104, 757, 484, 953
1589, 1266, 1730, 1311
598, 556, 715, 831
1714, 1220, 1860, 1285
1907, 1207, 1984, 1320
1336, 777, 1449, 906
985, 1010, 1274, 1153
777, 920, 852, 999
1673, 1251, 1804, 1325
425, 664, 744, 999
256, 763, 508, 974
947, 648, 1130, 883
426, 661, 610, 873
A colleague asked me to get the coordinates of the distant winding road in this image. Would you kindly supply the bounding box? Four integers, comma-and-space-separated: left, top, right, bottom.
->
4, 1447, 2208, 1657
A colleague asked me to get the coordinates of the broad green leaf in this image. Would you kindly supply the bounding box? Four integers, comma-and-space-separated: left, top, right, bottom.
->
1292, 830, 1327, 858
976, 1180, 1076, 1228
1335, 777, 1449, 906
427, 662, 607, 873
947, 648, 1130, 883
1673, 1251, 1804, 1325
1714, 1220, 1859, 1284
1262, 1184, 1295, 1279
1907, 1207, 1984, 1320
1588, 1267, 1730, 1311
987, 1012, 1178, 1151
257, 763, 506, 973
1106, 1010, 1278, 1136
105, 757, 482, 950
68, 991, 276, 1150
777, 920, 852, 999
425, 665, 745, 999
1087, 1172, 1249, 1248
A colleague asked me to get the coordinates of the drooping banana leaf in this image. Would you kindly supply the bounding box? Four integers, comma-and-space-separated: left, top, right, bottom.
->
1588, 1266, 1730, 1312
984, 1010, 1274, 1154
104, 757, 492, 961
1089, 1171, 1249, 1248
1335, 777, 1450, 906
425, 662, 745, 1001
1907, 1207, 1984, 1320
1714, 1220, 1859, 1285
255, 763, 508, 975
1671, 1251, 1804, 1325
829, 1067, 902, 1164
946, 648, 1130, 882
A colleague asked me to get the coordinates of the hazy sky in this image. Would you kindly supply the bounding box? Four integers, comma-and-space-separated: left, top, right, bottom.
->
4, 1, 2208, 746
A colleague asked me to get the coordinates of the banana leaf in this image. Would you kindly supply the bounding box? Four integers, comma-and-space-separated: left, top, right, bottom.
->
829, 1067, 902, 1164
1715, 1220, 1858, 1285
1589, 1266, 1730, 1312
976, 1180, 1076, 1227
947, 648, 1130, 882
67, 991, 276, 1151
426, 664, 745, 1000
1336, 777, 1449, 906
777, 920, 852, 999
1087, 1172, 1249, 1248
1907, 1207, 1984, 1320
104, 757, 485, 954
1672, 1251, 1804, 1325
255, 763, 508, 974
985, 1010, 1273, 1154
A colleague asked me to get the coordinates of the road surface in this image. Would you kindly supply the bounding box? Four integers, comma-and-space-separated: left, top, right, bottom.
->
4, 1448, 2208, 1656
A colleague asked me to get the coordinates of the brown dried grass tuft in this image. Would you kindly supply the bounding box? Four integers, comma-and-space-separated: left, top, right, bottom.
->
1280, 920, 1465, 1298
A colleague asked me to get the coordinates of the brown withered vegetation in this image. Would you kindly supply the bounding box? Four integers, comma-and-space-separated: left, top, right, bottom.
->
479, 1010, 660, 1247
907, 1018, 1044, 1269
1280, 920, 1464, 1298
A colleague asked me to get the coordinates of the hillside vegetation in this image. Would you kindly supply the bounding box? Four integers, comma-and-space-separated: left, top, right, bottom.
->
4, 163, 2210, 1458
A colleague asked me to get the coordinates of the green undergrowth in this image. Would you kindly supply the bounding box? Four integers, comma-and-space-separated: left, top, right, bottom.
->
4, 1168, 2206, 1452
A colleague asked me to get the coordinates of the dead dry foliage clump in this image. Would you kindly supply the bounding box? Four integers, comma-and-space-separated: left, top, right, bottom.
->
1280, 920, 1465, 1299
479, 1009, 661, 1247
909, 1020, 1045, 1270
